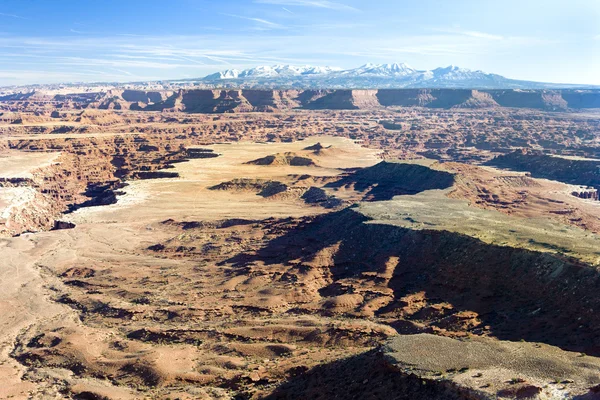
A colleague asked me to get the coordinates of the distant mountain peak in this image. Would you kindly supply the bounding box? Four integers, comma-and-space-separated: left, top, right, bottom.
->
198, 63, 593, 89
205, 64, 342, 80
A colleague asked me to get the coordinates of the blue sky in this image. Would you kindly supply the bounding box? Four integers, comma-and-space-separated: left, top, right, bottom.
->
0, 0, 598, 85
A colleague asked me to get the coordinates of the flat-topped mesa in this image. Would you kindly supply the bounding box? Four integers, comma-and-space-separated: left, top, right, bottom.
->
485, 89, 568, 110
161, 90, 253, 113
377, 89, 499, 108
197, 88, 594, 112
302, 90, 380, 110
12, 88, 598, 112
241, 89, 303, 111
326, 161, 455, 201
120, 90, 172, 104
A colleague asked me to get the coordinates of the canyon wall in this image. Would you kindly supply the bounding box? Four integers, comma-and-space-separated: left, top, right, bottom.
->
3, 89, 600, 113
4, 89, 600, 112
145, 89, 600, 112
0, 134, 212, 236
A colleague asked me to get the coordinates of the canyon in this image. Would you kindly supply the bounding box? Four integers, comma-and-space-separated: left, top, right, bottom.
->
0, 93, 600, 399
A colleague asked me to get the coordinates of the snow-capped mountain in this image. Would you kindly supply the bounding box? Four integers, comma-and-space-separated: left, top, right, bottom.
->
199, 63, 577, 89
204, 65, 341, 81
206, 69, 242, 80
340, 63, 417, 77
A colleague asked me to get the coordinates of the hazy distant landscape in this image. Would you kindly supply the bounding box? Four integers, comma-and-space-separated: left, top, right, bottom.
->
3, 63, 599, 92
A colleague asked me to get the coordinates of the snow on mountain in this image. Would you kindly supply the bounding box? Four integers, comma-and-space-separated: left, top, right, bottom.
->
204, 69, 242, 80
431, 65, 499, 81
204, 63, 500, 82
205, 65, 341, 80
299, 66, 342, 75
205, 63, 419, 80
199, 63, 578, 89
341, 63, 417, 77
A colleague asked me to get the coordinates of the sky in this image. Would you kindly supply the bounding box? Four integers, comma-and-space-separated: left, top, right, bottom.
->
0, 0, 599, 86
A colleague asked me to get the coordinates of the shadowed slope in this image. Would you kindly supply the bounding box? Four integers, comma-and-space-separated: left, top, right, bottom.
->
487, 150, 600, 188
326, 161, 455, 201
226, 208, 600, 355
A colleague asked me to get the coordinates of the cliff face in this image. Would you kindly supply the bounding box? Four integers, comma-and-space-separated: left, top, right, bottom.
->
120, 90, 172, 104
241, 89, 303, 111
92, 89, 600, 112
562, 90, 600, 108
376, 89, 498, 108
485, 90, 569, 110
4, 89, 600, 112
0, 133, 214, 236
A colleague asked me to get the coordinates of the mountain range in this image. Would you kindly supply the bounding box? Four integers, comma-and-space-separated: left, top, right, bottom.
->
1, 63, 597, 92
195, 63, 594, 90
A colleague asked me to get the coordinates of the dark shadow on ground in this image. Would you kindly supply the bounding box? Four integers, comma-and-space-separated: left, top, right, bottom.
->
263, 350, 479, 400
224, 208, 600, 356
325, 161, 455, 201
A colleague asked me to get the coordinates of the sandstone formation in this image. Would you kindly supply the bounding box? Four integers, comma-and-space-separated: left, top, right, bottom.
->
3, 89, 600, 113
85, 88, 600, 112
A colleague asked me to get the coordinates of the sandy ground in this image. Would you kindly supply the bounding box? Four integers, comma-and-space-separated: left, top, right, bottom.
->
0, 233, 73, 399
66, 136, 381, 225
0, 150, 60, 179
0, 136, 382, 398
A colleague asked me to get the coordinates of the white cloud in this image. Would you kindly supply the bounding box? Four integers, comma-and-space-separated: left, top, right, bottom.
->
255, 0, 359, 12
0, 12, 27, 20
293, 22, 371, 30
0, 27, 587, 86
220, 13, 285, 29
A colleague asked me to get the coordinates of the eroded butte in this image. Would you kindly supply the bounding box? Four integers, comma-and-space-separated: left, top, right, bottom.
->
1, 101, 600, 399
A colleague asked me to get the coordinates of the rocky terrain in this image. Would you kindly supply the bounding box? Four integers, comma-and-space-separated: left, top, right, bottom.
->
2, 88, 600, 113
0, 98, 600, 399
